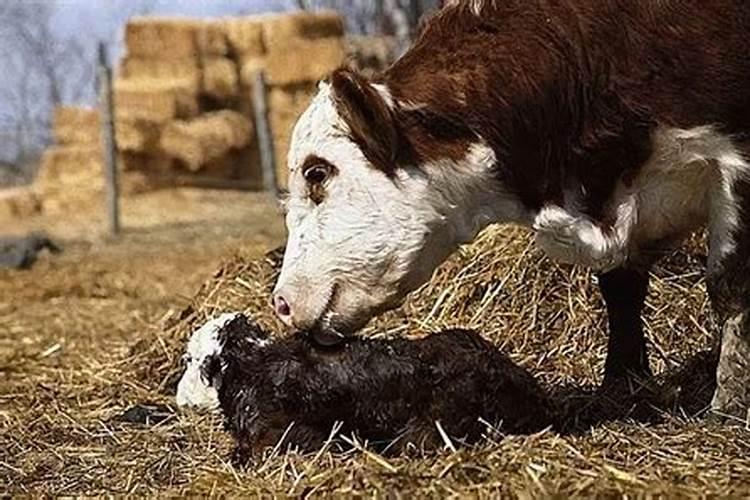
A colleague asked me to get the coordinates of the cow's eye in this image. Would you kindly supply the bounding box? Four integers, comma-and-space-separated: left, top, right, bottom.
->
304, 164, 331, 185
303, 163, 335, 205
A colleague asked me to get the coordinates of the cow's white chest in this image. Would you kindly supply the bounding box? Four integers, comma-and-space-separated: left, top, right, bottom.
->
533, 126, 747, 271
622, 127, 715, 247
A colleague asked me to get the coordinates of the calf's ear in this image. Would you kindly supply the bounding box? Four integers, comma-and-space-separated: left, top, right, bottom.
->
330, 68, 400, 175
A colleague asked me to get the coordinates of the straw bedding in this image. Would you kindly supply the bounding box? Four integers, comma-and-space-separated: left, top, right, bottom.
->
2, 218, 749, 495
124, 225, 750, 495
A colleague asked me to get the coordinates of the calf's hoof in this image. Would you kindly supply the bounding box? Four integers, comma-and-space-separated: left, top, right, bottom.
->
710, 312, 750, 426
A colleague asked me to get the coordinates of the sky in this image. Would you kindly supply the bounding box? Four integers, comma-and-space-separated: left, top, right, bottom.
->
53, 0, 289, 57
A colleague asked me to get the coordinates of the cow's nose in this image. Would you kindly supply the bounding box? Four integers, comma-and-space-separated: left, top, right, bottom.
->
272, 293, 293, 325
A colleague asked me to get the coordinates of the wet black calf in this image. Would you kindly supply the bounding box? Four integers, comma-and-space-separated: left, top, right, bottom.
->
203, 315, 553, 464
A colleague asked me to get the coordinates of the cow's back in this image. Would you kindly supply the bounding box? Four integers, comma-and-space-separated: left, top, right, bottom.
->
600, 0, 750, 133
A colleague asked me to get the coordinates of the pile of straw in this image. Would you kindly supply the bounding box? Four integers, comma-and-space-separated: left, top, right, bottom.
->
119, 225, 750, 495
137, 227, 717, 413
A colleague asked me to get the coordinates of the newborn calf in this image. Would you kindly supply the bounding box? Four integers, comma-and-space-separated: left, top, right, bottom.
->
177, 313, 553, 462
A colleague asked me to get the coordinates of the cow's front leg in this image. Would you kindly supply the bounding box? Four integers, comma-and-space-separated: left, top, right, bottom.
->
598, 266, 652, 385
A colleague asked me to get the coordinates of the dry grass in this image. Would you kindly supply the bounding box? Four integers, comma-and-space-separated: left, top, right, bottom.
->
3, 208, 750, 495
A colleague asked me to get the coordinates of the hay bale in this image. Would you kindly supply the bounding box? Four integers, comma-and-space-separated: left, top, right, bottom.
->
196, 21, 229, 57
36, 146, 102, 188
238, 57, 267, 88
34, 146, 104, 213
115, 78, 199, 123
160, 111, 254, 172
222, 18, 265, 57
125, 18, 229, 59
120, 152, 174, 174
273, 136, 291, 188
202, 58, 240, 99
120, 170, 168, 195
0, 187, 42, 220
262, 10, 345, 52
52, 107, 100, 146
116, 117, 161, 153
119, 57, 201, 90
268, 83, 316, 116
264, 38, 345, 86
125, 17, 199, 59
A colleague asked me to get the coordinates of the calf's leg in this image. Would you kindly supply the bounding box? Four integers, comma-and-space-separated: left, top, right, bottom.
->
598, 266, 652, 385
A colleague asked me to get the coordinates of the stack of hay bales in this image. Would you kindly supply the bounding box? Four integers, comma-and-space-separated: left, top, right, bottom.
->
34, 106, 157, 214
119, 12, 346, 188
34, 107, 106, 213
117, 17, 256, 184
346, 36, 398, 78
29, 10, 349, 216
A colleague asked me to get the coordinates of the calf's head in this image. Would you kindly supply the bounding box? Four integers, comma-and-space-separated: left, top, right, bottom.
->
273, 69, 501, 342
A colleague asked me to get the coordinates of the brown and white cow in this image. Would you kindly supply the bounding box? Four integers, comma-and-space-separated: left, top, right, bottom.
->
272, 0, 750, 420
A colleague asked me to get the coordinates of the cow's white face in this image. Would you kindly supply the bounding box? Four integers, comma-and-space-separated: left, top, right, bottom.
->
273, 70, 517, 342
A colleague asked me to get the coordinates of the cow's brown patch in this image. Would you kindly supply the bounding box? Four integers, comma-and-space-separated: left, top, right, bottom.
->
329, 0, 750, 221
330, 69, 405, 177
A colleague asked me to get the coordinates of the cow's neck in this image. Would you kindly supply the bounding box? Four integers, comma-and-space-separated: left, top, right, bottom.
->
402, 139, 533, 249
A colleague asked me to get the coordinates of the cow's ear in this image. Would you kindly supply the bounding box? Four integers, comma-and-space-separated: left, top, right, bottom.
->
330, 68, 400, 175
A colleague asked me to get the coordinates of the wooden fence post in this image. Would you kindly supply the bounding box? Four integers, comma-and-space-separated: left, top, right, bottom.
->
97, 42, 120, 237
251, 70, 280, 198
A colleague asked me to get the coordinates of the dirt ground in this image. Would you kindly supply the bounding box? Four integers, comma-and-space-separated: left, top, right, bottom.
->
2, 188, 750, 497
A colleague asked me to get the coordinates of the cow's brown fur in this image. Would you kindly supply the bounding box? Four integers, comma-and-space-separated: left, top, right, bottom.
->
334, 0, 750, 221
320, 0, 750, 416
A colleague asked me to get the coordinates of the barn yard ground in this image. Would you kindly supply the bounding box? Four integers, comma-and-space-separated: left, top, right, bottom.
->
1, 189, 750, 497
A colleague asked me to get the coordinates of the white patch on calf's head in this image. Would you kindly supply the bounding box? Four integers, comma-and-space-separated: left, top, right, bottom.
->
176, 313, 241, 410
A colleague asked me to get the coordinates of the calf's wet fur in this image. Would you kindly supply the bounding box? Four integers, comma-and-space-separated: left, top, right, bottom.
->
202, 314, 554, 464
